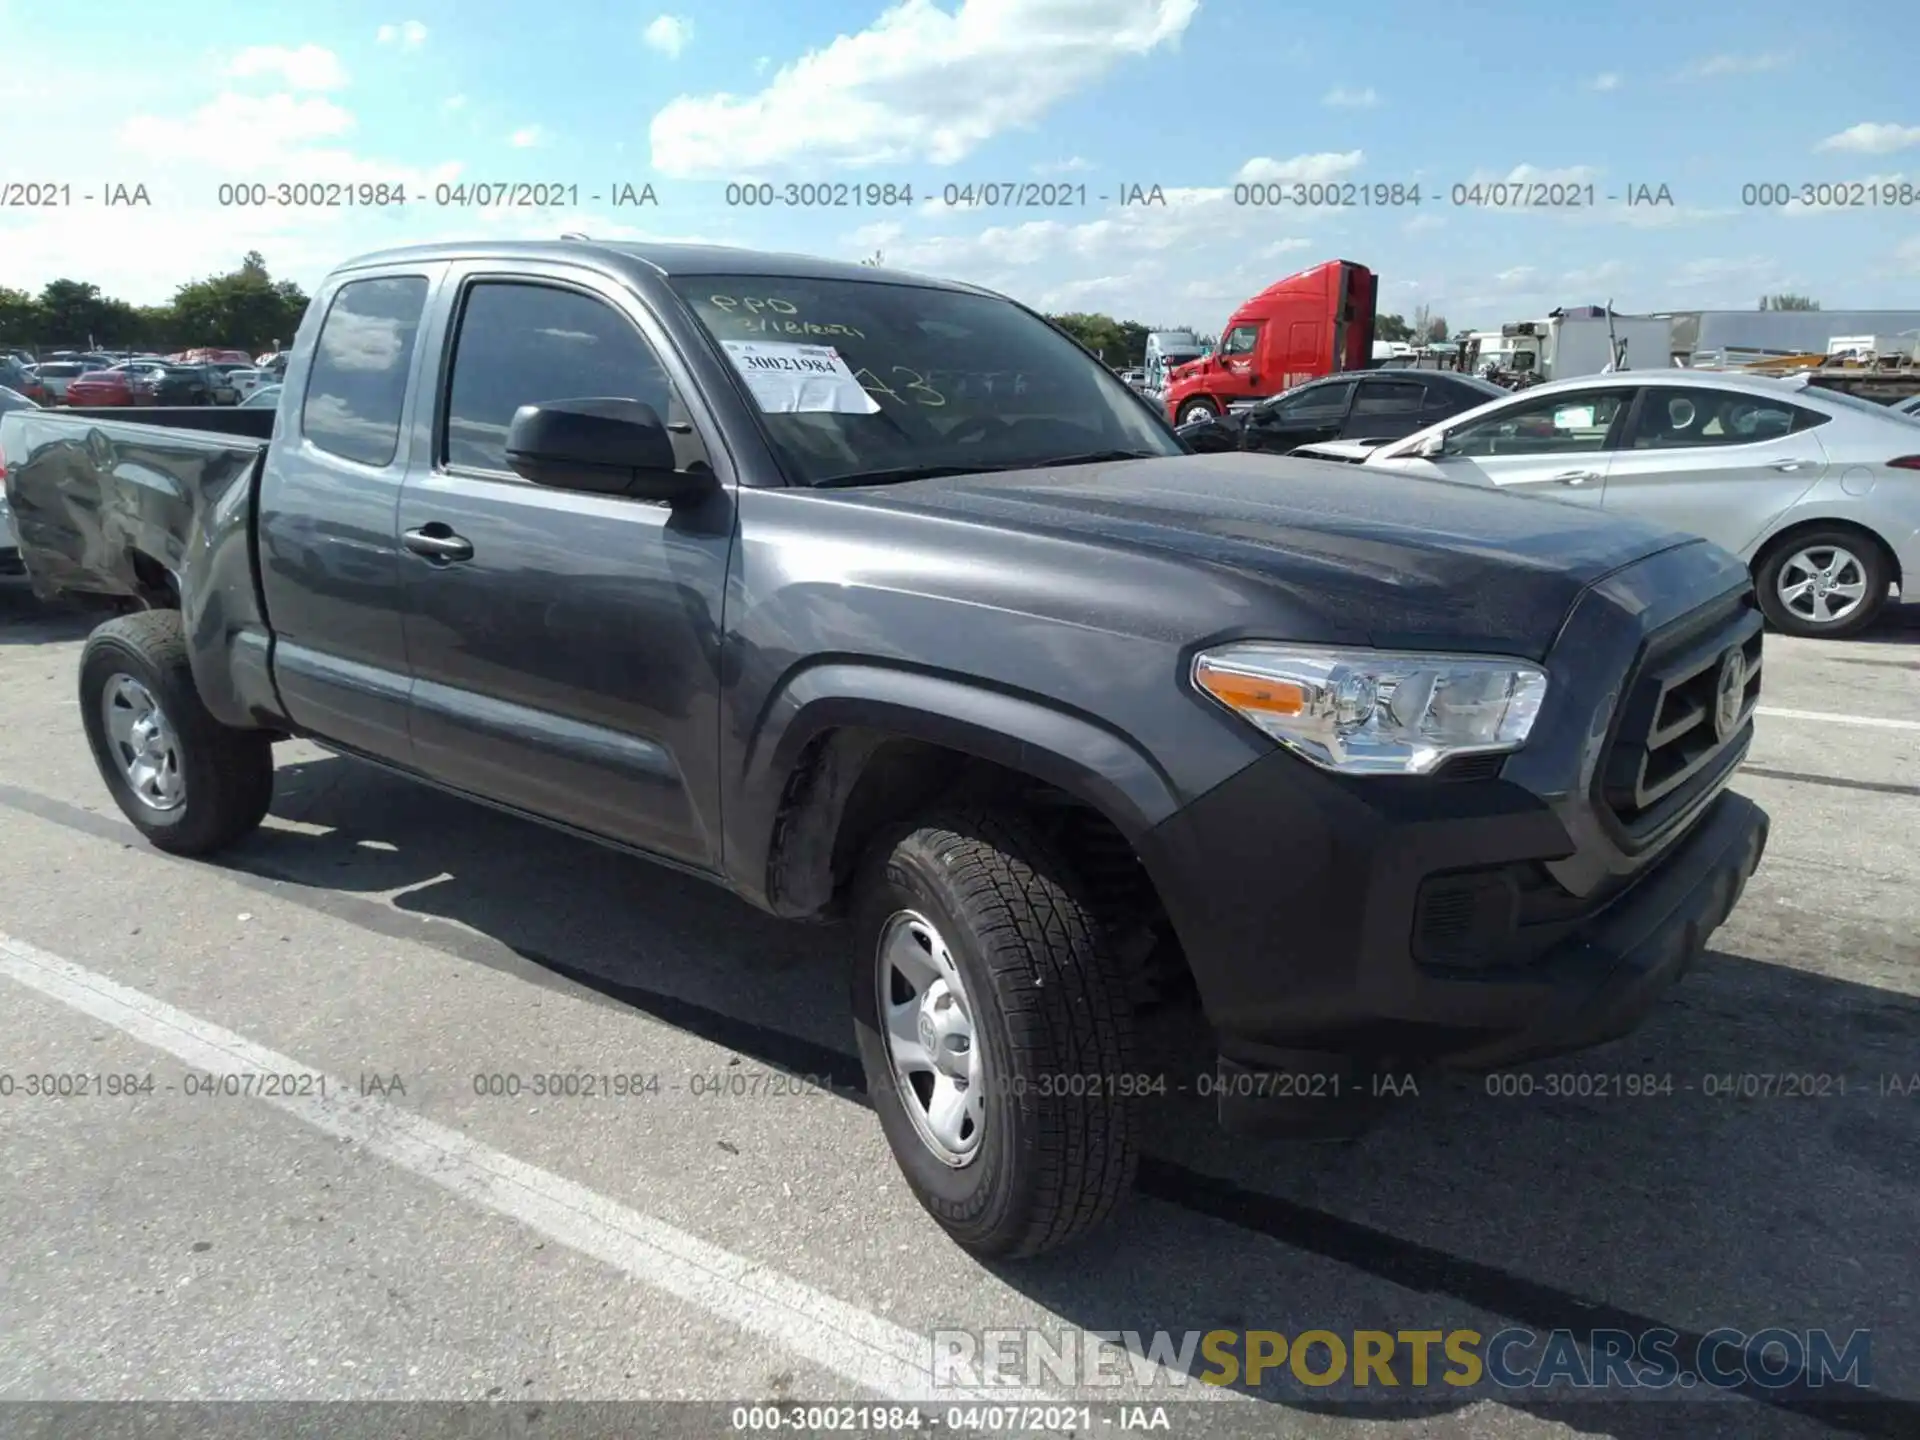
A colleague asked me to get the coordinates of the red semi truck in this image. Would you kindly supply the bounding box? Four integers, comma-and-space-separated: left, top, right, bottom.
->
1165, 260, 1377, 425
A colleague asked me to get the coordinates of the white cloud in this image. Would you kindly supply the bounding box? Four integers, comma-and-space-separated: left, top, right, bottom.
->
1403, 213, 1445, 234
1034, 156, 1093, 175
509, 126, 546, 148
649, 0, 1198, 177
644, 15, 693, 57
1895, 237, 1920, 274
1817, 123, 1920, 155
120, 93, 358, 166
1461, 162, 1601, 187
443, 95, 467, 112
1587, 72, 1621, 92
226, 45, 348, 91
1235, 151, 1365, 184
376, 20, 428, 49
846, 166, 1334, 324
1322, 86, 1378, 109
1558, 260, 1632, 291
1679, 52, 1786, 78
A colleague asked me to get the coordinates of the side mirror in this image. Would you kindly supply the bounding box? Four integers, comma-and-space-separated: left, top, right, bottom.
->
1415, 432, 1449, 459
505, 398, 708, 503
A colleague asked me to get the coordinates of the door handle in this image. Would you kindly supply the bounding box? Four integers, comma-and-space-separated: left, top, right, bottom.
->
403, 525, 474, 563
1552, 470, 1599, 486
1770, 460, 1808, 471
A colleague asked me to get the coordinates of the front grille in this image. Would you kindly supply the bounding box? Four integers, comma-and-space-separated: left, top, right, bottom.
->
1598, 592, 1762, 841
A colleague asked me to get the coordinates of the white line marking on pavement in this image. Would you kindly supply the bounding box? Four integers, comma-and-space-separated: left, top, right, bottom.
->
0, 931, 1095, 1404
1756, 706, 1920, 732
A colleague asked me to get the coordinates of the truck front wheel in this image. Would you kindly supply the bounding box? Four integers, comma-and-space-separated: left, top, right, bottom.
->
1176, 397, 1219, 425
851, 808, 1139, 1257
78, 611, 275, 855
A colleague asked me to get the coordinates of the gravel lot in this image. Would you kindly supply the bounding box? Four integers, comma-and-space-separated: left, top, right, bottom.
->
0, 588, 1914, 1440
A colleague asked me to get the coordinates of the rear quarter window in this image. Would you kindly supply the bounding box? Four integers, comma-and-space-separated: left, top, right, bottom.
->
301, 275, 430, 467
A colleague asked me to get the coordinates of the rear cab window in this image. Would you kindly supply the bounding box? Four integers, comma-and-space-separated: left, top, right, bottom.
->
301, 275, 430, 467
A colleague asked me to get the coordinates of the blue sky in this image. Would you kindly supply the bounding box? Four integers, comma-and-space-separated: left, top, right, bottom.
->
3, 0, 1917, 330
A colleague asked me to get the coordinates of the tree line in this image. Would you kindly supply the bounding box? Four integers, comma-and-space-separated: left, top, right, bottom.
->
0, 252, 310, 356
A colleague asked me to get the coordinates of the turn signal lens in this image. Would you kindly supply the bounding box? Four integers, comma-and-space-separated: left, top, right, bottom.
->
1887, 456, 1920, 471
1192, 664, 1308, 717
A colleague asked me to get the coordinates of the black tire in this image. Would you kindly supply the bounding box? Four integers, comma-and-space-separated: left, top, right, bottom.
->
1176, 397, 1219, 426
1753, 528, 1890, 639
851, 807, 1138, 1258
78, 610, 275, 855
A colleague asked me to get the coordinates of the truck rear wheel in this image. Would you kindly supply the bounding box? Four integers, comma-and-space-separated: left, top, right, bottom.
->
78, 611, 275, 855
851, 807, 1139, 1258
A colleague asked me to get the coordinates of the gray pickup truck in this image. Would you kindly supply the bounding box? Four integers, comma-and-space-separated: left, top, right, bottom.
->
1, 239, 1769, 1257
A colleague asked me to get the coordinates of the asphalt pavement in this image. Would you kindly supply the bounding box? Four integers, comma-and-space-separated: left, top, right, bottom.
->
0, 588, 1914, 1440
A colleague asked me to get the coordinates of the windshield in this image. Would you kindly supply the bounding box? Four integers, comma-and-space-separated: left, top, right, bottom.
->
668, 274, 1182, 485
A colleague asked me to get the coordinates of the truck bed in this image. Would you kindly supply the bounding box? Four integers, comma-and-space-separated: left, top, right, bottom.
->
0, 407, 274, 603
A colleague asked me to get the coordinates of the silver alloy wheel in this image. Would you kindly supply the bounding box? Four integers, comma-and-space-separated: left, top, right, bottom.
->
102, 673, 186, 812
876, 910, 985, 1166
1776, 545, 1869, 627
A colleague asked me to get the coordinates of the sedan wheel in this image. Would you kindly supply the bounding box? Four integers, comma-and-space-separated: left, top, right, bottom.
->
1755, 530, 1888, 639
1776, 545, 1869, 627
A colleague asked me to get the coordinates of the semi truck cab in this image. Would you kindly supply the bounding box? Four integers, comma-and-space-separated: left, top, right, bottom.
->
1165, 260, 1377, 425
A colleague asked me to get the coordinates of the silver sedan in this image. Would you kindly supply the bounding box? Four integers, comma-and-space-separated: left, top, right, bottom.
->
1361, 370, 1920, 638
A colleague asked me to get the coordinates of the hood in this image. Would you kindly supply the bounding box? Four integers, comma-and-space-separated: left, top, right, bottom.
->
848, 452, 1699, 658
1289, 439, 1383, 462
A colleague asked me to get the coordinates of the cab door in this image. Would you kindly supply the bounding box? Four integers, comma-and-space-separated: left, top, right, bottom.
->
395, 263, 734, 870
256, 267, 442, 766
1214, 322, 1266, 402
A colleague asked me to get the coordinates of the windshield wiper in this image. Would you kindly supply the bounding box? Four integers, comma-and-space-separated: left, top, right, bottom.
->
810, 450, 1165, 489
810, 464, 1002, 489
1024, 449, 1163, 468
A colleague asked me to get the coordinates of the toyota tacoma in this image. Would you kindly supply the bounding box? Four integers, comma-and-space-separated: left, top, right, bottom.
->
1, 240, 1770, 1257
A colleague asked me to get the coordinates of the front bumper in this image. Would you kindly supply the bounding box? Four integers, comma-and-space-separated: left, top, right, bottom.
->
1137, 542, 1773, 1129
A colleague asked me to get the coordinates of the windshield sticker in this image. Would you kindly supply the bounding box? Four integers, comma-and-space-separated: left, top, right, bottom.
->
721, 340, 881, 415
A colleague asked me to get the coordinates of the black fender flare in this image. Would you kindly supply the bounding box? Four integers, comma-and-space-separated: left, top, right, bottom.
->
730, 661, 1184, 915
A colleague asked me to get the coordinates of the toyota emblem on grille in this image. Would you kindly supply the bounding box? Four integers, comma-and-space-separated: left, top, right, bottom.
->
1713, 647, 1748, 741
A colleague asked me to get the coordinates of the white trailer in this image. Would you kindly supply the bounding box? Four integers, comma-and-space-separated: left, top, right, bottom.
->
1501, 313, 1675, 379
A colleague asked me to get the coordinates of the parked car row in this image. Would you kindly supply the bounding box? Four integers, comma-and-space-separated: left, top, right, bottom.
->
0, 350, 287, 408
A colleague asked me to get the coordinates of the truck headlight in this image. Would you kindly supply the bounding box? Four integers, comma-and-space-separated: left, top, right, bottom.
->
1192, 643, 1548, 775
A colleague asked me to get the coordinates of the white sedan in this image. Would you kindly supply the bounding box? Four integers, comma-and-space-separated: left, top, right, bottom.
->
1355, 371, 1920, 638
